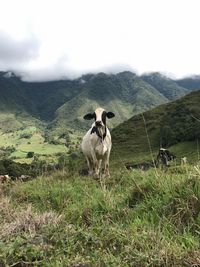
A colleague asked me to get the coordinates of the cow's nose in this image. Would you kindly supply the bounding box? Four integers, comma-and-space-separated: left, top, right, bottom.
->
95, 121, 102, 127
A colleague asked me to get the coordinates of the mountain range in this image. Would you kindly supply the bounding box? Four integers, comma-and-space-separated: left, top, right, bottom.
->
0, 71, 200, 134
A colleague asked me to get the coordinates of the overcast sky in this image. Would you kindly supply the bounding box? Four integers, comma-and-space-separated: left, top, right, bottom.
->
0, 0, 200, 81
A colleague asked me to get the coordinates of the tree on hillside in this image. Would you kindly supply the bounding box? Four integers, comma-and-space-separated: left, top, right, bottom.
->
27, 151, 34, 158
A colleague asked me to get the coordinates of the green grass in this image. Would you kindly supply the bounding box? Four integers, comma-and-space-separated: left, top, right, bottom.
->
170, 141, 200, 162
0, 164, 199, 266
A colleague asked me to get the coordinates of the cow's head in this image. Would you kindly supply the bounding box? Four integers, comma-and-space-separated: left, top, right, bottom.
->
83, 107, 115, 127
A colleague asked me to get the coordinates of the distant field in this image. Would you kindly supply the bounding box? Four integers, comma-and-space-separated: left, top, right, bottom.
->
0, 126, 68, 163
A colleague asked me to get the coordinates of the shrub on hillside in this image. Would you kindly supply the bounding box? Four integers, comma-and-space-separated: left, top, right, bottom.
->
19, 133, 32, 139
27, 151, 34, 158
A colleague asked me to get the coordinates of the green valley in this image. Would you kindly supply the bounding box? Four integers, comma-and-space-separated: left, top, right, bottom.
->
0, 70, 198, 163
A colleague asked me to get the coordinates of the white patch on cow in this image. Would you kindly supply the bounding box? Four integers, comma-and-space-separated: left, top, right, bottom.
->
95, 107, 104, 124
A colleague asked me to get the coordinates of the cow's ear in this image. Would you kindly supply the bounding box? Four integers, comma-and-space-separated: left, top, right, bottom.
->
83, 113, 95, 120
106, 112, 115, 119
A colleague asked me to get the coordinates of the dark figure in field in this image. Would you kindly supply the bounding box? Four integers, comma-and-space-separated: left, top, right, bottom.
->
156, 148, 176, 167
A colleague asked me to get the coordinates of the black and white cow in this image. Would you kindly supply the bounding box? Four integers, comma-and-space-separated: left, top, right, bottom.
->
81, 107, 115, 178
156, 148, 176, 167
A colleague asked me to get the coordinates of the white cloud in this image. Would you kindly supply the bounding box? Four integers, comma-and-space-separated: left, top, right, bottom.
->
0, 0, 200, 80
0, 31, 40, 65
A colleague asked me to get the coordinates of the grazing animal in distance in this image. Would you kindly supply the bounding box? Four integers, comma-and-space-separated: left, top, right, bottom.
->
181, 156, 187, 165
81, 107, 115, 178
156, 148, 176, 167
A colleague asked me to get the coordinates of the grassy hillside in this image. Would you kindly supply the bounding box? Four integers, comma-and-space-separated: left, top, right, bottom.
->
112, 90, 200, 163
0, 165, 199, 266
141, 72, 189, 100
23, 79, 85, 121
0, 73, 34, 114
0, 72, 85, 121
0, 110, 43, 133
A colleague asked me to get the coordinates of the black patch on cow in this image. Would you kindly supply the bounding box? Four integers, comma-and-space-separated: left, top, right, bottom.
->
106, 111, 115, 119
83, 113, 95, 120
90, 126, 97, 135
102, 111, 107, 125
90, 126, 107, 140
159, 150, 176, 161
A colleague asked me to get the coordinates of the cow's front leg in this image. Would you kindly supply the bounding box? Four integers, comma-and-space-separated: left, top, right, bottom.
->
101, 153, 110, 178
93, 159, 101, 179
91, 150, 100, 179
